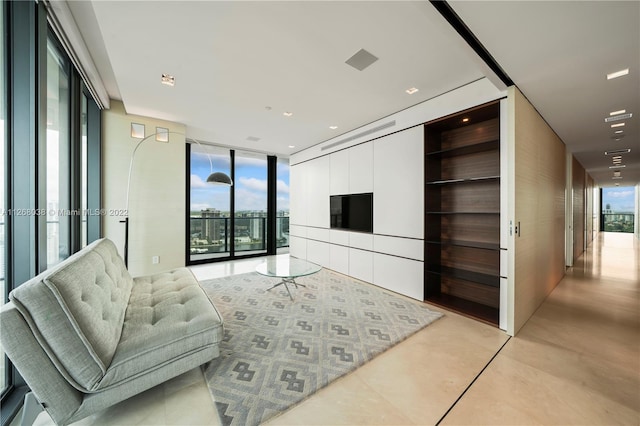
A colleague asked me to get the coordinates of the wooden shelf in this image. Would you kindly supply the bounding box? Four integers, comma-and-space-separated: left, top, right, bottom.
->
426, 293, 499, 325
424, 100, 501, 327
425, 239, 499, 251
425, 266, 499, 287
426, 211, 500, 215
426, 139, 499, 158
426, 176, 499, 185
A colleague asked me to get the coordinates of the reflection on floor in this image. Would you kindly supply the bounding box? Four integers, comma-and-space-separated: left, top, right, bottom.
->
21, 233, 640, 425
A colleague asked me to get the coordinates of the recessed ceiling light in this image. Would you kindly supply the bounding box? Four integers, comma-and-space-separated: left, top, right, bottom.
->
329, 126, 338, 130
605, 149, 631, 155
615, 183, 620, 186
462, 118, 470, 123
405, 87, 419, 95
613, 159, 622, 164
288, 145, 295, 148
609, 165, 626, 169
612, 155, 622, 160
614, 130, 624, 134
607, 68, 629, 80
613, 171, 621, 176
161, 74, 175, 86
610, 109, 626, 116
611, 123, 625, 128
283, 112, 293, 117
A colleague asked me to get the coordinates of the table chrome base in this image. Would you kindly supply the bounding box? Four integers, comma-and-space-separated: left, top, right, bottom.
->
267, 277, 306, 301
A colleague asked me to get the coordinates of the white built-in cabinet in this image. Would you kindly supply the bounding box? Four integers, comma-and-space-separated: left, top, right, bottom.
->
289, 125, 425, 300
373, 126, 424, 240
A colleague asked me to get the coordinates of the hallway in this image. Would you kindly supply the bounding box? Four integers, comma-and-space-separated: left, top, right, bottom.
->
440, 232, 640, 424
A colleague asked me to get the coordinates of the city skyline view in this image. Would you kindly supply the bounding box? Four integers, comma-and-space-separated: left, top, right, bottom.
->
190, 147, 290, 214
602, 187, 635, 213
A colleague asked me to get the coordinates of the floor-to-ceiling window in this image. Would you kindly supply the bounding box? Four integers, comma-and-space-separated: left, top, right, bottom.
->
187, 144, 286, 264
601, 186, 635, 233
0, 0, 7, 397
234, 151, 268, 255
1, 2, 102, 423
46, 36, 71, 268
276, 157, 290, 250
189, 144, 232, 261
80, 93, 88, 247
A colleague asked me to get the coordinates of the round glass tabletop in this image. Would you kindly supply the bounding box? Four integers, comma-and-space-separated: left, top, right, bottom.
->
256, 256, 322, 279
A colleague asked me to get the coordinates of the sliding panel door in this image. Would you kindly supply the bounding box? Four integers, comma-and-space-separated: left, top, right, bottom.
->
234, 151, 268, 255
189, 144, 232, 262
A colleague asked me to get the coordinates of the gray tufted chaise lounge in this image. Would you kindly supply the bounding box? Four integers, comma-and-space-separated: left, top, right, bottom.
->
0, 238, 224, 425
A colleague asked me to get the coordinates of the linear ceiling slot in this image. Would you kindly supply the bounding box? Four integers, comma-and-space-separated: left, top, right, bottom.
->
321, 120, 396, 151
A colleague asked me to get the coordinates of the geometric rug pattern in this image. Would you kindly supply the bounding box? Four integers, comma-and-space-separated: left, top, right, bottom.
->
200, 268, 443, 426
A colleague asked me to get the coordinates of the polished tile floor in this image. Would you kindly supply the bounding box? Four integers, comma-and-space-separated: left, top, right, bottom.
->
22, 233, 640, 425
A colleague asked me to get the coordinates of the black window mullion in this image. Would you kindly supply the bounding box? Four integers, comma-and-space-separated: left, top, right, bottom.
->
267, 155, 277, 255
229, 149, 235, 256
85, 87, 101, 243
69, 70, 82, 253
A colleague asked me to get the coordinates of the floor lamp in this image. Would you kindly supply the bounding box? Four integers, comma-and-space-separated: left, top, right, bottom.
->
123, 129, 232, 266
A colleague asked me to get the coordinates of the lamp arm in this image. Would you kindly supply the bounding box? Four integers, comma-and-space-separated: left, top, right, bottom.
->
125, 134, 156, 214
190, 138, 214, 174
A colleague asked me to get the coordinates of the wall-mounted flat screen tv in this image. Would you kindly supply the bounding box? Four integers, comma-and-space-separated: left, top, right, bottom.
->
330, 193, 373, 233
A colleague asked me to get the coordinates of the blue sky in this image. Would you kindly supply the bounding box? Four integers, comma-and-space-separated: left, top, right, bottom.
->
602, 187, 635, 212
190, 149, 289, 213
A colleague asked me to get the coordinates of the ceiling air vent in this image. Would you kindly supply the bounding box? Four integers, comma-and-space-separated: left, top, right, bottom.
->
604, 113, 632, 123
321, 120, 396, 151
345, 49, 379, 71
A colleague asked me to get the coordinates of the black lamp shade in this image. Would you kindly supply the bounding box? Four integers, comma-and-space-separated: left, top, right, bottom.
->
207, 172, 233, 185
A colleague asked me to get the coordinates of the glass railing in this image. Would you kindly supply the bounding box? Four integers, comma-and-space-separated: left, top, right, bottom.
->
602, 214, 634, 233
276, 216, 290, 249
189, 216, 290, 257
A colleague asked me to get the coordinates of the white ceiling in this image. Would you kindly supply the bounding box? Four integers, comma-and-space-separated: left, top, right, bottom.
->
68, 0, 639, 187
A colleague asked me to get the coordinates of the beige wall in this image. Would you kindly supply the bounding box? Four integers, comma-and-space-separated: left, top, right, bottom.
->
102, 100, 186, 277
509, 87, 566, 335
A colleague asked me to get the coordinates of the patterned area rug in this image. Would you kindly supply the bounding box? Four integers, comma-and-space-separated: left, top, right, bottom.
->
200, 269, 443, 426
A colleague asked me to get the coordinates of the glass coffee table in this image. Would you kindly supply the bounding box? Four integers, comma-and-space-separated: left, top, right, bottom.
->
256, 256, 322, 300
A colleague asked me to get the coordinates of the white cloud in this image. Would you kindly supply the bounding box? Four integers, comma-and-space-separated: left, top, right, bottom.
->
235, 188, 267, 211
277, 179, 289, 194
608, 190, 634, 199
191, 174, 207, 188
238, 177, 268, 192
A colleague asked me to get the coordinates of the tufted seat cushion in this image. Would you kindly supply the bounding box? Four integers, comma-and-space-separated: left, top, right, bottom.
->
10, 239, 133, 392
96, 268, 223, 389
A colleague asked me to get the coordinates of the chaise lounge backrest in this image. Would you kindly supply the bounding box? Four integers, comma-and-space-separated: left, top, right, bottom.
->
9, 239, 134, 392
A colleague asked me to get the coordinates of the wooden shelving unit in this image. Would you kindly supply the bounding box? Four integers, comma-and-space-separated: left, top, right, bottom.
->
424, 102, 501, 325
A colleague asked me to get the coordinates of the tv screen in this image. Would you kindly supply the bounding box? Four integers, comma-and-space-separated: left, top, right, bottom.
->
330, 193, 373, 233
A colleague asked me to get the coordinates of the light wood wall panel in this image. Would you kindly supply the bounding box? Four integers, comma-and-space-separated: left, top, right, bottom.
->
585, 174, 595, 244
512, 87, 566, 334
572, 157, 585, 260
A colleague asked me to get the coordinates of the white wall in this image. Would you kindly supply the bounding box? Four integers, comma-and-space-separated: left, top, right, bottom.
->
102, 100, 186, 277
289, 78, 504, 300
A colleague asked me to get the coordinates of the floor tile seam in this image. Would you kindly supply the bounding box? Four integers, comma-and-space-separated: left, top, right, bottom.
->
435, 335, 512, 426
